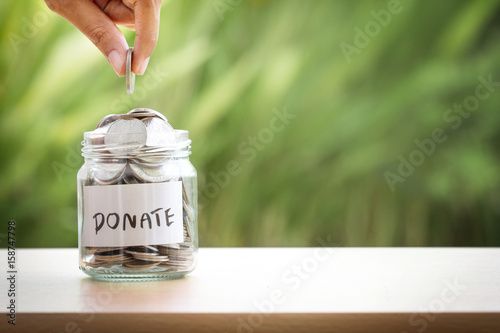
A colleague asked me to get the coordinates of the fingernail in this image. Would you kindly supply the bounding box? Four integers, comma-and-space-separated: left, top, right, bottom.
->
137, 57, 150, 75
107, 50, 125, 76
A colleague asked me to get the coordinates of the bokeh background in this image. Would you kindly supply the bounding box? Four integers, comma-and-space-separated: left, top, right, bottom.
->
1, 0, 499, 248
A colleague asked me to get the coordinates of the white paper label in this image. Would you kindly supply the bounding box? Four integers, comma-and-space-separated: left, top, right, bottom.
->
82, 182, 183, 247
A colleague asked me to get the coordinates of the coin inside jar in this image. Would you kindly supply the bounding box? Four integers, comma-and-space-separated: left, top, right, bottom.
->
128, 108, 168, 122
96, 114, 120, 129
142, 117, 176, 146
130, 161, 180, 183
104, 119, 147, 153
92, 163, 127, 185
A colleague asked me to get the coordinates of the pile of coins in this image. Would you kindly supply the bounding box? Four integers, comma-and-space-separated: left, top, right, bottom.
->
85, 242, 195, 272
82, 108, 196, 273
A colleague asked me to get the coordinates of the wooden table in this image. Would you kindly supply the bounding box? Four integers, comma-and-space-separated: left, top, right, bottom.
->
1, 248, 499, 332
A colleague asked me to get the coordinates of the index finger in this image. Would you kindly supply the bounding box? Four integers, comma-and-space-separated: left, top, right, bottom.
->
132, 0, 161, 75
46, 0, 129, 76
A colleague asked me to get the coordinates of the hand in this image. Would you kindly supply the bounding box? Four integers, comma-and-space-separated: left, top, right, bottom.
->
45, 0, 162, 76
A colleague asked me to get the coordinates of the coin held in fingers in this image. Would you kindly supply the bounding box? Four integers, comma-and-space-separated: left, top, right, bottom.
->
126, 47, 135, 94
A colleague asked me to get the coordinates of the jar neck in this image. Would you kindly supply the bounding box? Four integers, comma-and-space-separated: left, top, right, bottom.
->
81, 130, 191, 160
83, 155, 190, 164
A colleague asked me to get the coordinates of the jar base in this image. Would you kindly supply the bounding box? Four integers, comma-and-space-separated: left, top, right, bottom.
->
80, 266, 191, 281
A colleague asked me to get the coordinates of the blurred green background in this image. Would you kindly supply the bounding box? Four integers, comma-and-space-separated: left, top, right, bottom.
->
1, 0, 499, 248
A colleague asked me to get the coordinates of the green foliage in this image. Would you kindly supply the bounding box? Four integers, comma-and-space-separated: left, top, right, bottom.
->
1, 0, 499, 247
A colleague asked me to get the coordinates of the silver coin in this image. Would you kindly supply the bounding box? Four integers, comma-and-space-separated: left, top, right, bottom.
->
163, 244, 180, 250
92, 163, 126, 185
127, 112, 157, 119
104, 119, 147, 154
184, 216, 192, 241
94, 255, 130, 263
142, 117, 176, 146
126, 245, 159, 252
159, 263, 191, 269
127, 108, 168, 123
182, 182, 191, 205
133, 156, 168, 164
101, 114, 141, 125
130, 254, 169, 262
124, 249, 157, 256
126, 47, 135, 94
91, 247, 123, 253
143, 245, 159, 252
96, 114, 120, 129
129, 161, 180, 183
120, 164, 140, 184
123, 261, 161, 270
128, 253, 159, 261
183, 200, 194, 221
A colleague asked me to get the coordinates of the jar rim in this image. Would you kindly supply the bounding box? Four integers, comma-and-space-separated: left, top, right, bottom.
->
81, 129, 191, 158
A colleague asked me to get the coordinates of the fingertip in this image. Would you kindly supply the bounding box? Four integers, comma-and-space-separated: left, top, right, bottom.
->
107, 49, 126, 76
131, 42, 155, 75
135, 57, 150, 75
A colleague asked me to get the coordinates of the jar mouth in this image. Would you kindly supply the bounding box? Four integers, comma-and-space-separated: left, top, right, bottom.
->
82, 129, 191, 159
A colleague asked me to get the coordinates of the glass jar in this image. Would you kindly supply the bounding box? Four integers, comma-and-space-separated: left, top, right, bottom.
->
77, 109, 197, 281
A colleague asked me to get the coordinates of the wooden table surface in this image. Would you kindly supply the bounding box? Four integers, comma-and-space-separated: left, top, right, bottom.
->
1, 248, 499, 332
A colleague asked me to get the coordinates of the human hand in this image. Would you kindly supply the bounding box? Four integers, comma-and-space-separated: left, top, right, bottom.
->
45, 0, 162, 76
